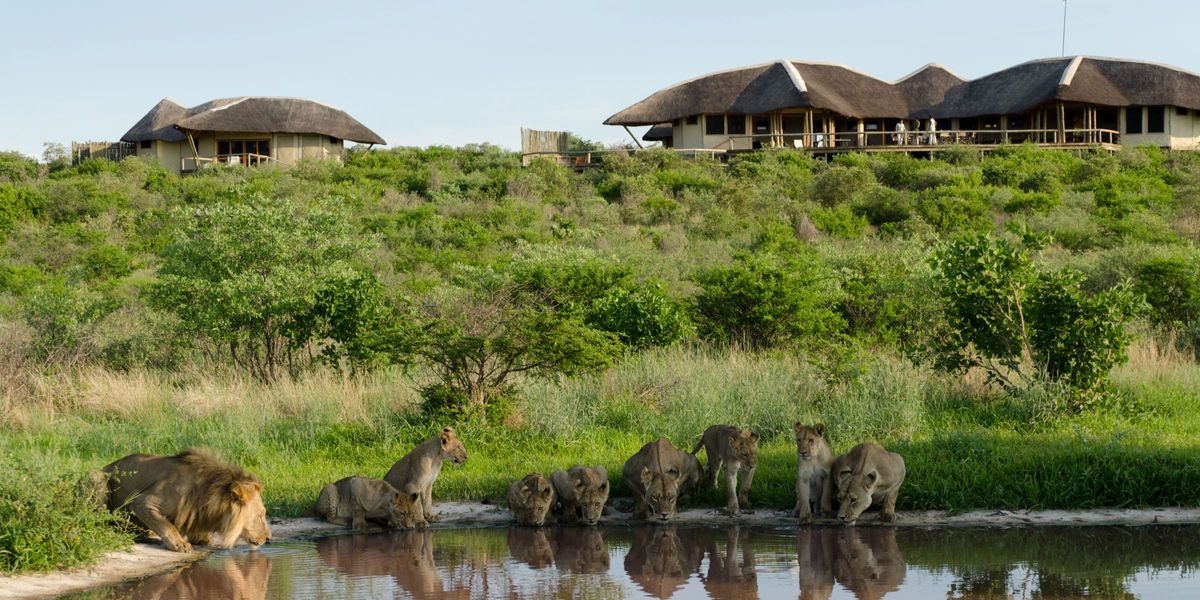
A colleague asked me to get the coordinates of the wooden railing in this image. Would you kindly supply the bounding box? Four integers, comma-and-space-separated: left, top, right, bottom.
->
182, 153, 278, 171
714, 128, 1121, 150
521, 148, 726, 168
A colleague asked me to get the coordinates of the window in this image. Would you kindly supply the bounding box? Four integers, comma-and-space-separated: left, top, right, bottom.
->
1126, 106, 1143, 134
686, 115, 698, 125
1177, 107, 1190, 116
1097, 108, 1119, 131
727, 115, 746, 135
705, 115, 725, 135
1147, 106, 1165, 133
328, 136, 340, 144
216, 139, 271, 165
959, 117, 979, 130
140, 140, 152, 149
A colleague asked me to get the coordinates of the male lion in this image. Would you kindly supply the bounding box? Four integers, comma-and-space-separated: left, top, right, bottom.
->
383, 426, 467, 523
550, 466, 609, 525
622, 438, 702, 521
316, 476, 424, 529
822, 443, 906, 525
793, 422, 833, 524
692, 425, 759, 516
92, 449, 271, 553
507, 473, 556, 526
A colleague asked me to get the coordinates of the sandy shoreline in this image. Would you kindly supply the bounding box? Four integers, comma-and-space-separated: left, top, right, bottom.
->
4, 503, 1200, 599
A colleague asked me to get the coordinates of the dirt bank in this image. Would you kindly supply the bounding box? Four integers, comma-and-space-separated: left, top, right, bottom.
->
5, 503, 1200, 599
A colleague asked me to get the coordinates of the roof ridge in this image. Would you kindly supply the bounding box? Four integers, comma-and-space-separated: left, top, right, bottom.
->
894, 62, 965, 84
1058, 55, 1085, 87
778, 60, 807, 93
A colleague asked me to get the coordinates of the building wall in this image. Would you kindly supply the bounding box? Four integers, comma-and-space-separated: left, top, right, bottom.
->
673, 119, 703, 149
144, 131, 346, 173
1169, 108, 1200, 149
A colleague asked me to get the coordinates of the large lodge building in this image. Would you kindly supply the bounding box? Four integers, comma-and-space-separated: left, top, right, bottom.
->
605, 56, 1200, 154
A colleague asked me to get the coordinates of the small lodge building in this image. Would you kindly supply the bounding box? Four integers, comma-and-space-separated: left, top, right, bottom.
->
605, 56, 1200, 155
121, 97, 385, 173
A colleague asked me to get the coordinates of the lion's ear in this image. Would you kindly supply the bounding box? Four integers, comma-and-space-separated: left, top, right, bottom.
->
793, 421, 802, 430
815, 423, 826, 437
867, 471, 878, 483
598, 481, 608, 493
749, 431, 760, 442
229, 481, 258, 505
440, 433, 451, 448
410, 492, 420, 503
540, 486, 553, 499
640, 466, 653, 487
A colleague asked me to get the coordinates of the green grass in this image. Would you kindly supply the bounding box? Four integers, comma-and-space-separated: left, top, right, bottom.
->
4, 345, 1200, 530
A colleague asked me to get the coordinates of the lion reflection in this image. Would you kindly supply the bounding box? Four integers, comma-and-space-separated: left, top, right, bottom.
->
700, 527, 758, 600
832, 528, 906, 600
316, 530, 468, 599
552, 526, 610, 574
121, 552, 272, 600
507, 527, 555, 569
624, 526, 704, 599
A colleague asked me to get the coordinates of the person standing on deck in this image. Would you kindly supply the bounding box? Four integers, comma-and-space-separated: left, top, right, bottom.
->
927, 116, 938, 145
893, 120, 906, 145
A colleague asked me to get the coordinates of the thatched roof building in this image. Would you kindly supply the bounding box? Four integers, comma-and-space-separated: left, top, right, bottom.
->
606, 56, 1200, 151
121, 96, 385, 172
122, 96, 385, 145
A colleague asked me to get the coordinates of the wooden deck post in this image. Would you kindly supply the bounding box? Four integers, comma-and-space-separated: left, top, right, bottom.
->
856, 119, 865, 147
1057, 102, 1066, 144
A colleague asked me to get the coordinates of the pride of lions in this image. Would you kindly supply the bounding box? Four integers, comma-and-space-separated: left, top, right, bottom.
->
86, 422, 905, 552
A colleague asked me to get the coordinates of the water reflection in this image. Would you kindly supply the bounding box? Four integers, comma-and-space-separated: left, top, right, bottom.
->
77, 524, 1200, 599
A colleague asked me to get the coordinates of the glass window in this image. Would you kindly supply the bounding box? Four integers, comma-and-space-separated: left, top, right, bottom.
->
1126, 106, 1143, 134
1147, 106, 1165, 133
218, 141, 230, 155
705, 115, 725, 135
140, 140, 151, 149
686, 115, 698, 125
727, 115, 746, 135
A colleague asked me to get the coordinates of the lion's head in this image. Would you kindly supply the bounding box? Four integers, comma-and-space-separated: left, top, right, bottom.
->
172, 451, 271, 548
836, 467, 880, 526
640, 467, 682, 522
516, 474, 556, 526
438, 427, 468, 466
573, 471, 609, 526
726, 429, 759, 469
793, 422, 828, 460
388, 489, 424, 529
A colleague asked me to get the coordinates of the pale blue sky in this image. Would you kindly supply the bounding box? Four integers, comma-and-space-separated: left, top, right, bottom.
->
2, 0, 1198, 158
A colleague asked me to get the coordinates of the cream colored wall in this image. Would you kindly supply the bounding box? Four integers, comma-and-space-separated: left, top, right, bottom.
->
673, 120, 703, 149
271, 134, 345, 165
1169, 108, 1200, 149
154, 141, 182, 172
1121, 106, 1172, 148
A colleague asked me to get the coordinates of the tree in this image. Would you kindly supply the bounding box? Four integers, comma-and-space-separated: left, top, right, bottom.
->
928, 233, 1142, 394
148, 195, 395, 381
416, 285, 619, 419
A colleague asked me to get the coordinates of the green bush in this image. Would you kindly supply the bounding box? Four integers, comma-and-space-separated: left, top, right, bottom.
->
812, 164, 876, 206
0, 151, 37, 183
1134, 256, 1200, 327
0, 456, 131, 574
692, 250, 843, 348
0, 183, 44, 236
809, 205, 868, 238
585, 283, 692, 349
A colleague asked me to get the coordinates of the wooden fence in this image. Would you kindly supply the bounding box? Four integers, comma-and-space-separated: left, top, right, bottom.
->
71, 141, 137, 165
520, 128, 569, 166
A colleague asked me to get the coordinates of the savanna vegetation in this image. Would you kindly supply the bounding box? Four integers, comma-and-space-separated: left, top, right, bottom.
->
5, 143, 1200, 572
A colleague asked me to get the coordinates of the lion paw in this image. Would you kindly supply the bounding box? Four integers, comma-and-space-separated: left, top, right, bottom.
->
165, 539, 193, 553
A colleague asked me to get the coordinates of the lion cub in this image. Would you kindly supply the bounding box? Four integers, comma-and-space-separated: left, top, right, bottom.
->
317, 476, 424, 529
551, 466, 609, 525
792, 422, 833, 524
692, 425, 759, 516
622, 438, 702, 521
823, 442, 907, 525
508, 473, 556, 526
384, 426, 468, 523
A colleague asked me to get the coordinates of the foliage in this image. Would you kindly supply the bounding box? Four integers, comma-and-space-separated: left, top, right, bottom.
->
585, 283, 692, 349
692, 249, 843, 348
929, 232, 1140, 394
148, 195, 384, 380
1134, 256, 1200, 328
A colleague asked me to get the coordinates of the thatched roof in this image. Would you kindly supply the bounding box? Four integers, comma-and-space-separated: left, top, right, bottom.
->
642, 123, 673, 141
121, 97, 386, 145
932, 57, 1200, 117
607, 56, 1200, 124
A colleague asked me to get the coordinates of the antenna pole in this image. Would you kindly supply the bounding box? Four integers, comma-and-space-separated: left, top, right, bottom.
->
1061, 0, 1068, 56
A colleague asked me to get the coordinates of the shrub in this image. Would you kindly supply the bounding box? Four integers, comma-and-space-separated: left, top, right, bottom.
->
692, 250, 843, 348
809, 205, 868, 238
0, 183, 45, 236
585, 283, 692, 349
929, 233, 1141, 396
1134, 256, 1200, 327
0, 151, 37, 182
812, 164, 876, 206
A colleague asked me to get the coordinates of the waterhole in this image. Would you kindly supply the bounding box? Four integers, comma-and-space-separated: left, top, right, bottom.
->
75, 524, 1200, 599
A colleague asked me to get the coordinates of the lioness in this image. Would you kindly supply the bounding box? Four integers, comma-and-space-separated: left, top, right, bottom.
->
822, 443, 906, 525
622, 438, 702, 521
316, 476, 424, 529
384, 426, 467, 523
92, 449, 271, 553
692, 425, 759, 516
550, 466, 609, 525
793, 422, 834, 524
508, 473, 556, 526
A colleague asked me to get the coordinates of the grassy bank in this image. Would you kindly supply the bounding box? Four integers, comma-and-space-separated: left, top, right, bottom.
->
4, 344, 1200, 531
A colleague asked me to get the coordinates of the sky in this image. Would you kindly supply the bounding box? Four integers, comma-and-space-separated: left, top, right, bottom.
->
3, 0, 1200, 159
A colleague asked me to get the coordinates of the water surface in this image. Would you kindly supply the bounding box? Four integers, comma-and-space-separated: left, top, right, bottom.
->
77, 524, 1200, 599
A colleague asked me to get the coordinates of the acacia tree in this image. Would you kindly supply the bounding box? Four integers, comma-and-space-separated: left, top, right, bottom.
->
416, 285, 618, 417
149, 195, 395, 381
